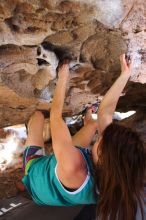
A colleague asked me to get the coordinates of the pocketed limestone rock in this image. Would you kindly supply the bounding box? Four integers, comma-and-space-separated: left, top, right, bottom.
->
80, 28, 127, 73
32, 68, 53, 90
71, 22, 97, 42
0, 0, 145, 128
44, 31, 73, 45
0, 44, 37, 74
0, 2, 11, 21
120, 0, 146, 83
93, 0, 134, 28
120, 109, 146, 144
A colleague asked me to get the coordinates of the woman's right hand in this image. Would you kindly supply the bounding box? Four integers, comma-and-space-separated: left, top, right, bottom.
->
120, 54, 133, 77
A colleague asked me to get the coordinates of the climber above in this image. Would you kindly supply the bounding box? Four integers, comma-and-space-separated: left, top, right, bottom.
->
22, 60, 98, 206
21, 54, 146, 220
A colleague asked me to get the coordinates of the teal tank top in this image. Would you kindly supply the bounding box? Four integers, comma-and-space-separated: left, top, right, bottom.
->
22, 147, 98, 206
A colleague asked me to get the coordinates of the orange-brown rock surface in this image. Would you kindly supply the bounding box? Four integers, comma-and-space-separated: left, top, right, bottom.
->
0, 0, 145, 131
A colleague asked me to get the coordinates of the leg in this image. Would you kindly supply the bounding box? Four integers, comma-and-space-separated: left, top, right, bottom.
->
21, 111, 45, 190
72, 109, 98, 148
25, 111, 45, 147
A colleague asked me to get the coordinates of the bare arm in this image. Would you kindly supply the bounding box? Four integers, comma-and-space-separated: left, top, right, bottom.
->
98, 54, 133, 135
50, 63, 86, 187
50, 65, 68, 118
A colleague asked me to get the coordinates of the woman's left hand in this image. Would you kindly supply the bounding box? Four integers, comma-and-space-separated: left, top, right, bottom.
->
58, 62, 70, 80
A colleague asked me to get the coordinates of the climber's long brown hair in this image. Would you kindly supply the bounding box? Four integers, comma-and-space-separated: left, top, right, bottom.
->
95, 123, 146, 220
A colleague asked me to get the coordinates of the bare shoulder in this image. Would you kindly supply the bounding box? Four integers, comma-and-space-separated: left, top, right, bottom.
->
56, 149, 88, 189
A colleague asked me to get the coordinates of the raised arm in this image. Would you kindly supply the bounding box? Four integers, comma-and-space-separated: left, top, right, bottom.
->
50, 63, 73, 160
50, 62, 86, 187
98, 54, 133, 135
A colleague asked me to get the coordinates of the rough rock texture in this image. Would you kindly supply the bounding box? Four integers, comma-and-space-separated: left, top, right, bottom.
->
120, 109, 146, 144
120, 0, 146, 83
0, 0, 145, 129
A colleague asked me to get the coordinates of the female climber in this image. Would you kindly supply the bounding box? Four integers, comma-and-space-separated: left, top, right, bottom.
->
22, 60, 98, 206
22, 54, 146, 220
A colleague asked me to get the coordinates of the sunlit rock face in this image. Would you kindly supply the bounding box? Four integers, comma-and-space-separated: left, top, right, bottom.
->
0, 0, 145, 130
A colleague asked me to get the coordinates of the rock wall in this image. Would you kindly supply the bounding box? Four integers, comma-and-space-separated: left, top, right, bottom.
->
0, 0, 145, 128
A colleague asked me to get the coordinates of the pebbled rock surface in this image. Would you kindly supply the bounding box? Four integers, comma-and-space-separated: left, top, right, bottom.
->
0, 0, 145, 128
